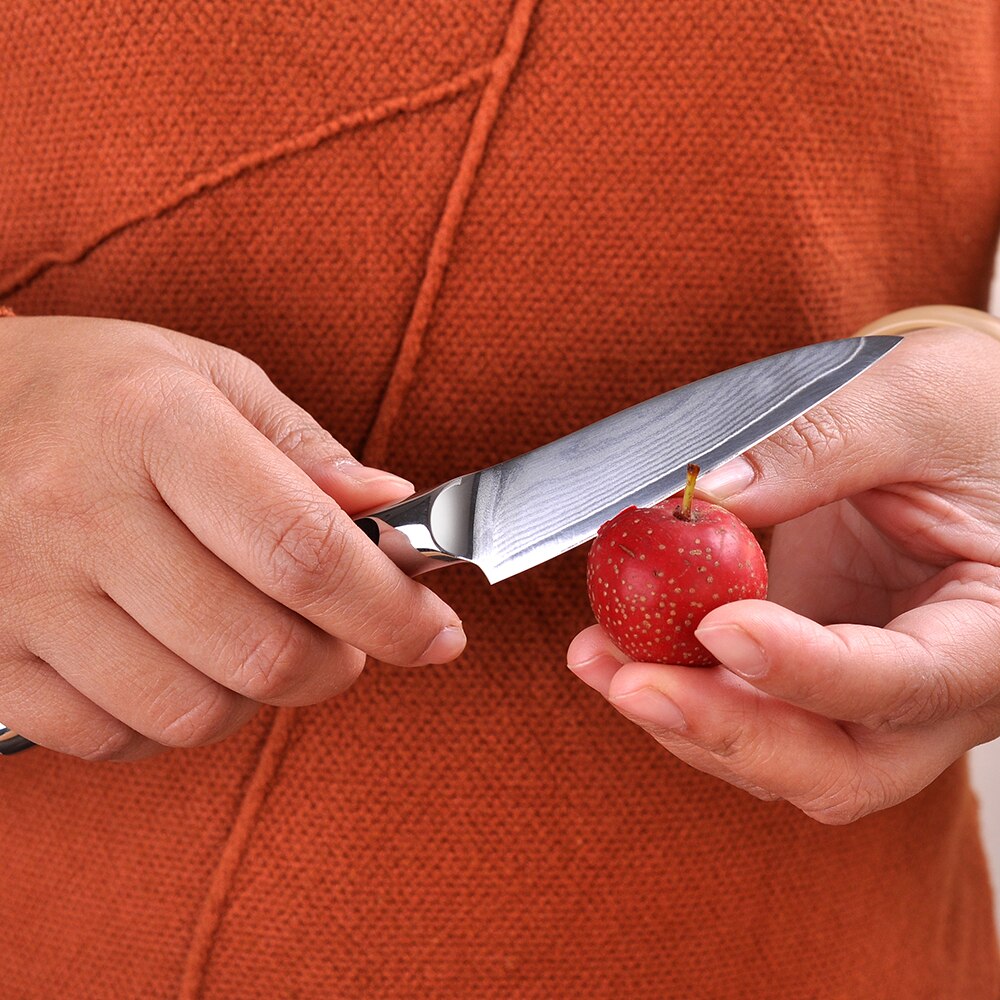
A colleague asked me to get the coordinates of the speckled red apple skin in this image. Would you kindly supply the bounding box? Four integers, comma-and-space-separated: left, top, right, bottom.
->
586, 499, 768, 666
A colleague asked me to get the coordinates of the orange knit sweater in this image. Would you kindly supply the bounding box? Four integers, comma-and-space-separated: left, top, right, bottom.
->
2, 3, 1000, 997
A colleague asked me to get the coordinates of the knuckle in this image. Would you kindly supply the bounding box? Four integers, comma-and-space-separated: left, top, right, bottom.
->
98, 363, 216, 476
367, 599, 425, 664
801, 795, 868, 826
704, 700, 769, 764
221, 348, 268, 386
731, 777, 783, 803
270, 420, 341, 459
3, 439, 78, 521
745, 786, 783, 803
877, 664, 963, 731
257, 504, 350, 602
776, 404, 849, 471
0, 420, 109, 531
334, 647, 367, 692
233, 621, 315, 704
312, 645, 367, 700
712, 723, 744, 759
100, 361, 202, 438
876, 685, 939, 731
153, 687, 239, 748
209, 342, 261, 381
79, 725, 140, 762
796, 765, 885, 826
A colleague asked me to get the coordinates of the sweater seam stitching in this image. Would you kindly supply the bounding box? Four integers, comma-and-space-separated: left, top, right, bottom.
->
0, 60, 493, 300
360, 0, 539, 467
177, 708, 296, 999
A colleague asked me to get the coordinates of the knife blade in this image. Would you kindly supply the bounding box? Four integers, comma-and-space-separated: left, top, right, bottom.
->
357, 336, 901, 584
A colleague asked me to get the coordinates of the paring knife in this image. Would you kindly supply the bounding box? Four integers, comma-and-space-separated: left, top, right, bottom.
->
357, 336, 901, 582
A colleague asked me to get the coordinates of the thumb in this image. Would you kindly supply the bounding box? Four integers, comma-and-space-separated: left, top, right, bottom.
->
693, 332, 945, 527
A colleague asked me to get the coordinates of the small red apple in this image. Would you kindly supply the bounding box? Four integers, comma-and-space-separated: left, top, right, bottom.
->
586, 464, 767, 665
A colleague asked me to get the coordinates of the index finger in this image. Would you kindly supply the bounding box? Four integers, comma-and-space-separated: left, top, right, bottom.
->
697, 327, 1000, 527
139, 373, 465, 667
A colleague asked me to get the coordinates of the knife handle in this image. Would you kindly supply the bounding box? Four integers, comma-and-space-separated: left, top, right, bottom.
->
354, 474, 479, 577
0, 723, 35, 755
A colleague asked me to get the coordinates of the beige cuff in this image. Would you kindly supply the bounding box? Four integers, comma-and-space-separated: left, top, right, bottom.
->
855, 305, 1000, 342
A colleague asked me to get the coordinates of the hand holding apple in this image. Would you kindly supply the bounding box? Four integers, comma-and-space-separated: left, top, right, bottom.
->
568, 326, 1000, 824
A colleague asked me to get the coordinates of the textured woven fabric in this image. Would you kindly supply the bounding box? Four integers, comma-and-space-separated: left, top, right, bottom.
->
2, 2, 1000, 997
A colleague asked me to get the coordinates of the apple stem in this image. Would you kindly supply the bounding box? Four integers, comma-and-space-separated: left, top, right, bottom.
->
676, 463, 700, 522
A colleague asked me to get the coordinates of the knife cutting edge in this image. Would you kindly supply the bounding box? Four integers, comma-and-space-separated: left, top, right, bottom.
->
357, 336, 902, 584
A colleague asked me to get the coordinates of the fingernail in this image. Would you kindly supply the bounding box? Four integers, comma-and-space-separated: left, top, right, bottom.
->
695, 624, 766, 677
567, 652, 618, 674
611, 686, 686, 730
697, 457, 754, 500
566, 652, 623, 689
340, 464, 414, 492
420, 624, 467, 664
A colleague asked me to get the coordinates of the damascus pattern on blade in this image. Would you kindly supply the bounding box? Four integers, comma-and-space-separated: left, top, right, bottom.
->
469, 337, 898, 583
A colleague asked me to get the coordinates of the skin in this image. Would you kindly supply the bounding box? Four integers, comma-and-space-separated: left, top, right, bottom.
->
0, 316, 465, 760
567, 326, 1000, 824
